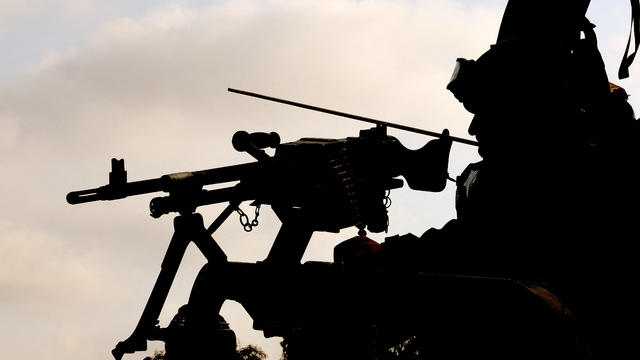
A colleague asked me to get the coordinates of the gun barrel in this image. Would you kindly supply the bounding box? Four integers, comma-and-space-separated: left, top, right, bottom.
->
66, 162, 263, 205
66, 178, 164, 204
190, 161, 262, 184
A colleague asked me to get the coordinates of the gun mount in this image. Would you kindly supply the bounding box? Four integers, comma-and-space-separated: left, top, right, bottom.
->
67, 124, 454, 359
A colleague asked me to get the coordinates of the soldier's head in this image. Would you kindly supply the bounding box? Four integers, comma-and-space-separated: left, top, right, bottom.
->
446, 0, 593, 159
446, 38, 577, 159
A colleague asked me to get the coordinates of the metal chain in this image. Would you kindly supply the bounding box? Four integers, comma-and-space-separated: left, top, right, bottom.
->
236, 204, 261, 232
252, 205, 260, 227
384, 189, 392, 209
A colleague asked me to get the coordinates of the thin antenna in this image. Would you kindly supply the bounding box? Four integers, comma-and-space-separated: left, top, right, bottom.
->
228, 88, 479, 147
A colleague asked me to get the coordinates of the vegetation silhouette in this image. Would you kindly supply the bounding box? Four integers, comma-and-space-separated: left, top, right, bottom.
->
143, 344, 266, 360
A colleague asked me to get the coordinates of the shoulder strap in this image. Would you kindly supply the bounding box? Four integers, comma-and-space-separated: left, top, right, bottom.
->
618, 0, 640, 79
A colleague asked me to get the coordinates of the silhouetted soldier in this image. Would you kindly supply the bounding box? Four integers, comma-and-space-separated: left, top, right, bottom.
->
384, 0, 639, 358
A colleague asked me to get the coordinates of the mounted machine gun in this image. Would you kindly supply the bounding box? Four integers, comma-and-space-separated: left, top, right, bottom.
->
67, 96, 459, 358
67, 90, 585, 360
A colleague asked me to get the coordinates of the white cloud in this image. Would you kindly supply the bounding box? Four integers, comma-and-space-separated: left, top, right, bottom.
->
0, 0, 101, 36
0, 220, 129, 359
0, 114, 20, 151
23, 49, 73, 76
0, 221, 120, 303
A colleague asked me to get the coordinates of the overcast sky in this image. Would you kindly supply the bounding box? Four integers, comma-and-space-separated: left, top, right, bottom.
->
1, 1, 638, 359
